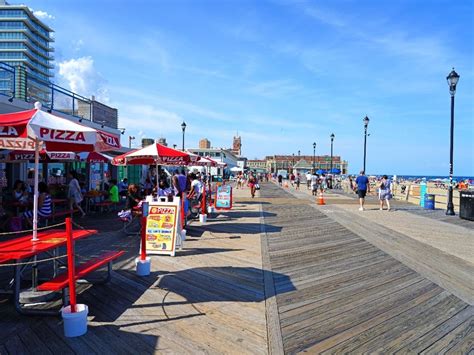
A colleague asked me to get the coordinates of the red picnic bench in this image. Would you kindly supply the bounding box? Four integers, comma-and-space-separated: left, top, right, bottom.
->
38, 250, 125, 305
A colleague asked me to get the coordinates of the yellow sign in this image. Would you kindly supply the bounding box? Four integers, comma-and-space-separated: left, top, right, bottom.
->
145, 205, 178, 256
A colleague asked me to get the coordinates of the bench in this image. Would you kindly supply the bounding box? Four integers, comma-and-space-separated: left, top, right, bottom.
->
37, 250, 125, 293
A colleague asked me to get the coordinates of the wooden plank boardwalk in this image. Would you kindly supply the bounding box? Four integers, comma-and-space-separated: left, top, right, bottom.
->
0, 183, 473, 354
259, 183, 473, 354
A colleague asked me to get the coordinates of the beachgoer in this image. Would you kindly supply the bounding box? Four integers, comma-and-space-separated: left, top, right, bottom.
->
356, 170, 370, 211
12, 180, 29, 203
108, 179, 119, 204
378, 175, 393, 211
311, 173, 318, 196
320, 174, 327, 193
67, 171, 86, 217
248, 172, 257, 198
126, 184, 141, 210
118, 178, 128, 197
277, 174, 283, 186
306, 172, 312, 190
23, 182, 51, 226
295, 173, 301, 190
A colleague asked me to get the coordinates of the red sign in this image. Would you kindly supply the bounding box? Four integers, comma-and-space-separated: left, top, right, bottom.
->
99, 131, 120, 148
0, 138, 35, 150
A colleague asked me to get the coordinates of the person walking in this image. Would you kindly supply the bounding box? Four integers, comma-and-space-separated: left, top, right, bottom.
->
67, 171, 86, 217
306, 171, 311, 190
295, 173, 301, 190
311, 172, 318, 196
356, 170, 370, 211
378, 175, 393, 211
248, 172, 257, 198
277, 174, 283, 186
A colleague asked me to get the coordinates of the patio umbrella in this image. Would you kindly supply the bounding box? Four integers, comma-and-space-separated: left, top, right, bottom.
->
0, 102, 120, 239
316, 169, 326, 174
0, 150, 77, 162
112, 143, 196, 166
330, 168, 341, 174
78, 151, 112, 164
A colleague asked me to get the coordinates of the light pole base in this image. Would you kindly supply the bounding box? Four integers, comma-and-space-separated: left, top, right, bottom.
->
446, 206, 455, 216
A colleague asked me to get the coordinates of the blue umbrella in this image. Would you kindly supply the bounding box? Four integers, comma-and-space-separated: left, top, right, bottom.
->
316, 169, 326, 174
330, 168, 341, 174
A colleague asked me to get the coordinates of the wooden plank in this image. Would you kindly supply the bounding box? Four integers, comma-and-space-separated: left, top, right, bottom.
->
260, 204, 284, 355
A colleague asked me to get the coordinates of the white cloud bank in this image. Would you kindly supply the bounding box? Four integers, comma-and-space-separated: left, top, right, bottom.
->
58, 56, 109, 102
31, 9, 55, 20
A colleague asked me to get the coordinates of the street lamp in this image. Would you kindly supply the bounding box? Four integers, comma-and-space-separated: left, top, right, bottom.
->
363, 116, 370, 172
330, 133, 335, 174
298, 150, 300, 157
181, 121, 186, 150
173, 144, 177, 149
446, 68, 460, 216
128, 135, 135, 148
312, 142, 316, 172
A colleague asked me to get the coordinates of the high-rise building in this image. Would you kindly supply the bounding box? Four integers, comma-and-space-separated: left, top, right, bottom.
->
232, 135, 241, 156
0, 1, 54, 104
199, 138, 211, 149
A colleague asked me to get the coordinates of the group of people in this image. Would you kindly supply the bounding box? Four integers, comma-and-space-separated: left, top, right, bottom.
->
352, 171, 392, 211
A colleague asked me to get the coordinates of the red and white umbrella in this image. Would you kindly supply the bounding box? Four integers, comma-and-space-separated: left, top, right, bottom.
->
78, 151, 112, 164
0, 102, 121, 239
112, 143, 196, 166
0, 150, 77, 162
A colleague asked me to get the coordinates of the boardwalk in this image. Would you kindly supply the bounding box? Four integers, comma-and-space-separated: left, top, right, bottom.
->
0, 183, 473, 354
261, 183, 473, 354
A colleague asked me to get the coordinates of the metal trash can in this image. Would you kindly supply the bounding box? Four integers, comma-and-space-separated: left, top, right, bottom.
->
424, 194, 435, 210
459, 190, 474, 221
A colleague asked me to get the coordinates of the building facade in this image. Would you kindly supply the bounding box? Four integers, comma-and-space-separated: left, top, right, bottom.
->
247, 159, 266, 171
199, 138, 211, 149
265, 155, 348, 174
0, 1, 54, 103
141, 138, 154, 148
231, 135, 241, 156
188, 147, 239, 177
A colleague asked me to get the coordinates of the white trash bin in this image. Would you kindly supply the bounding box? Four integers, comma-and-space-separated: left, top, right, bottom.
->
199, 214, 207, 223
62, 304, 88, 337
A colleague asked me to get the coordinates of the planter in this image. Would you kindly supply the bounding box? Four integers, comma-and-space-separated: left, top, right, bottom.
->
61, 304, 88, 337
135, 257, 151, 276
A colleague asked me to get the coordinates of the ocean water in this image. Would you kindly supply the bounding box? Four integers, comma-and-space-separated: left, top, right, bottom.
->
390, 175, 473, 182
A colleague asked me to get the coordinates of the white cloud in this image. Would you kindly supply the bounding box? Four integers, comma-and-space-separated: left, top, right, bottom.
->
248, 79, 302, 98
32, 10, 55, 20
58, 56, 109, 102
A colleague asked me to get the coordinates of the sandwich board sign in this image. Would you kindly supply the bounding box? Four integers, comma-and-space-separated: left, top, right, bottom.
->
144, 197, 181, 256
215, 185, 232, 210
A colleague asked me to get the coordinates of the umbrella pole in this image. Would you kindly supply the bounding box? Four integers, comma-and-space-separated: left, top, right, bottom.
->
32, 139, 40, 241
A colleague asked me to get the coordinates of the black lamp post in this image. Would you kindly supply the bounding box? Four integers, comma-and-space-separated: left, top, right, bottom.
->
446, 68, 460, 216
363, 116, 370, 172
181, 121, 186, 150
298, 150, 300, 157
330, 133, 335, 174
312, 142, 316, 172
292, 153, 295, 166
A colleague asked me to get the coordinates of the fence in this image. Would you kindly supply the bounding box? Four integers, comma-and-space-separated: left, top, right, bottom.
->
0, 61, 92, 121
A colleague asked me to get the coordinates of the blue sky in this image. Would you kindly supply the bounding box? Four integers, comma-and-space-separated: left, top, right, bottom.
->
26, 0, 473, 175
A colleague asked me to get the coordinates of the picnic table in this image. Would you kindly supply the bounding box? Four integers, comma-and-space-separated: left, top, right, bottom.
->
0, 228, 100, 315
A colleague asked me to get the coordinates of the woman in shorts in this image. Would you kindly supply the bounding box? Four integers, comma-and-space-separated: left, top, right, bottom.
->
378, 175, 392, 211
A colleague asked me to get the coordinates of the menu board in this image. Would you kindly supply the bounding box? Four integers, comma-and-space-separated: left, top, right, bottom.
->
215, 185, 232, 210
145, 204, 179, 256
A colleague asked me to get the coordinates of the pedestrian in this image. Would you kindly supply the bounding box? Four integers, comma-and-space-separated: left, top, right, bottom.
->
378, 175, 393, 211
290, 173, 295, 187
118, 178, 128, 198
306, 171, 312, 190
311, 172, 318, 196
67, 171, 86, 217
277, 174, 283, 186
356, 170, 370, 211
248, 172, 257, 198
295, 173, 301, 190
320, 174, 327, 193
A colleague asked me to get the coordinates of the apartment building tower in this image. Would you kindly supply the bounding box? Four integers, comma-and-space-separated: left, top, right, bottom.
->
0, 1, 54, 103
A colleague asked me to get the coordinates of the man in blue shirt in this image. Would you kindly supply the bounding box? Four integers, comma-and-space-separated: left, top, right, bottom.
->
355, 170, 370, 211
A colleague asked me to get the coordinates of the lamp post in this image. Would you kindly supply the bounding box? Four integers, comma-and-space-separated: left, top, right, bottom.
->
330, 133, 335, 174
446, 68, 460, 216
173, 144, 177, 149
363, 116, 370, 172
181, 121, 186, 150
298, 150, 300, 157
312, 142, 316, 172
128, 135, 135, 149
